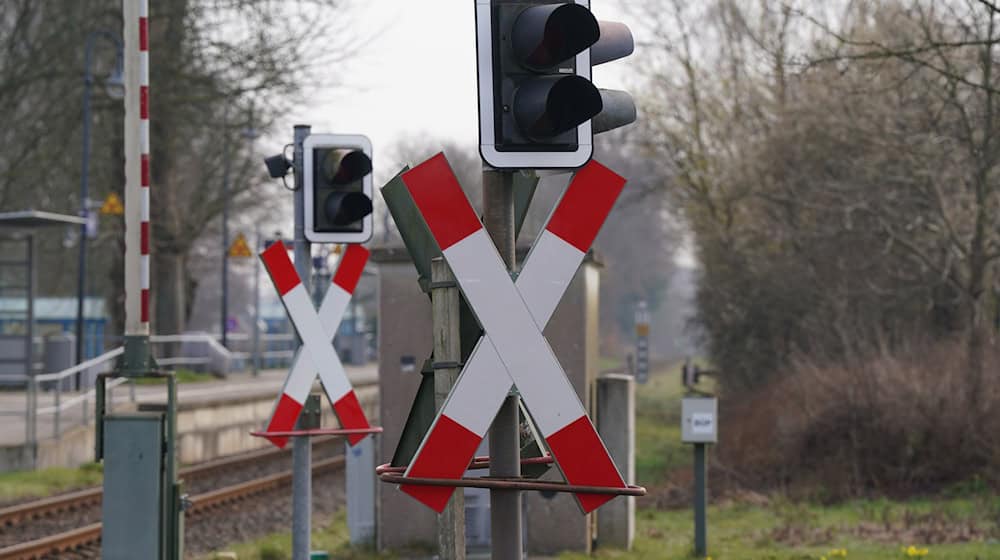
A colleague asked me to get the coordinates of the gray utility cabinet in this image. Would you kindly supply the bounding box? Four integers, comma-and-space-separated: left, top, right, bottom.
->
374, 247, 603, 556
101, 413, 166, 559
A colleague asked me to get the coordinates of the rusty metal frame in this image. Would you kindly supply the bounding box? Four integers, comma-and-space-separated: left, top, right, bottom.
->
376, 454, 554, 476
375, 460, 646, 497
250, 427, 383, 438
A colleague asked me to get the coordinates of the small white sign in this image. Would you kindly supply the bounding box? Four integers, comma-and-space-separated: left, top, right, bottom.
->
682, 397, 718, 443
691, 413, 715, 435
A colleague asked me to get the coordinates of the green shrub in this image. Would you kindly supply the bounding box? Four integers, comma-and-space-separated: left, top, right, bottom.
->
258, 542, 288, 560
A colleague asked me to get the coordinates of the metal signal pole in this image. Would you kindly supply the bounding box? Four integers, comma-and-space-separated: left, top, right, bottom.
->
220, 105, 232, 349
694, 442, 708, 556
291, 124, 312, 560
482, 167, 522, 559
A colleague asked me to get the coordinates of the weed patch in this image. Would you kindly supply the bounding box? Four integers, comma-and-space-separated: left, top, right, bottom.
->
0, 462, 103, 503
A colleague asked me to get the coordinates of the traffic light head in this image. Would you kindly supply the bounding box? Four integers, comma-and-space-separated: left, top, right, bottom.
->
476, 0, 636, 169
303, 134, 374, 243
511, 4, 598, 70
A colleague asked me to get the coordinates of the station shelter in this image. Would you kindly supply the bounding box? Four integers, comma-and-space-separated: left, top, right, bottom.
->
0, 211, 87, 381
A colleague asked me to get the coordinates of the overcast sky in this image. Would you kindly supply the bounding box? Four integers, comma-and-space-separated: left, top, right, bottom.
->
280, 1, 632, 178
257, 1, 703, 266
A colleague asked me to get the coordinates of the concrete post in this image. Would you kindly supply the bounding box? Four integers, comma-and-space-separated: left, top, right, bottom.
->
432, 257, 465, 559
27, 377, 37, 466
596, 373, 635, 550
346, 436, 376, 546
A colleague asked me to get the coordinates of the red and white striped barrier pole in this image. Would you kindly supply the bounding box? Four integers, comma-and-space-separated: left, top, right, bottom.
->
400, 155, 628, 513
116, 0, 156, 375
259, 243, 373, 447
123, 0, 150, 340
109, 4, 183, 559
138, 0, 150, 329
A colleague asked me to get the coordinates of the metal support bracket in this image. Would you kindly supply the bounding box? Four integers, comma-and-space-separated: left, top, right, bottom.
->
377, 460, 646, 497
431, 360, 464, 370
117, 334, 157, 377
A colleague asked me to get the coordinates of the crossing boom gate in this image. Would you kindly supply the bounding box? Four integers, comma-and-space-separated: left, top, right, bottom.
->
378, 154, 645, 514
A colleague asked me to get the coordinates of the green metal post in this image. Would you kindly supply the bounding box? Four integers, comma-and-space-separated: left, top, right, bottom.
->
27, 376, 37, 468
166, 374, 183, 560
119, 334, 156, 376
94, 374, 106, 461
693, 442, 707, 557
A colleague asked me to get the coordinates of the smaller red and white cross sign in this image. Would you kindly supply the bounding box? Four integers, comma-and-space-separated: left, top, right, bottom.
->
258, 243, 372, 448
399, 155, 628, 514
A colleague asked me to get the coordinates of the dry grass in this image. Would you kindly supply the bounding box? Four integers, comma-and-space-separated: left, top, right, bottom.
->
718, 339, 1000, 499
767, 501, 1000, 547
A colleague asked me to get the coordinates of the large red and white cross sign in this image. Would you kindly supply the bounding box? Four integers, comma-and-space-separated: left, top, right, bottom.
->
399, 154, 628, 513
259, 242, 372, 448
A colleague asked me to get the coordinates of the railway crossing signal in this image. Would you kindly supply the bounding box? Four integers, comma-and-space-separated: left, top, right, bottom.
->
476, 0, 636, 169
303, 134, 374, 243
398, 154, 628, 513
634, 299, 650, 384
258, 242, 373, 448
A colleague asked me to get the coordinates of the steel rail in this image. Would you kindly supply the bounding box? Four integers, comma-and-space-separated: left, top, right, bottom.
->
0, 487, 102, 528
0, 523, 103, 560
0, 456, 345, 560
0, 437, 337, 528
186, 456, 344, 515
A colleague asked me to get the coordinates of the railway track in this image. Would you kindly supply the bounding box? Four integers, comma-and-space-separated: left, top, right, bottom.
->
0, 438, 338, 529
0, 456, 345, 560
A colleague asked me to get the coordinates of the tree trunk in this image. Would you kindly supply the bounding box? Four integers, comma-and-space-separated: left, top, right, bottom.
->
966, 320, 987, 413
154, 251, 187, 336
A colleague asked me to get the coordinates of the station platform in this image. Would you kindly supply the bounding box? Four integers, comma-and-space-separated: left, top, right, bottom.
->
0, 363, 379, 471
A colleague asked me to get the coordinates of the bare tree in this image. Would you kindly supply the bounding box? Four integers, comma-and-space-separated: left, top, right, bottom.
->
799, 0, 1000, 406
0, 0, 360, 338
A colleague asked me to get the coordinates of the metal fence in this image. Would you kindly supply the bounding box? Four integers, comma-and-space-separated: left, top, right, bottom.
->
146, 332, 296, 371
33, 347, 133, 440
221, 331, 297, 372
0, 332, 297, 459
0, 347, 134, 450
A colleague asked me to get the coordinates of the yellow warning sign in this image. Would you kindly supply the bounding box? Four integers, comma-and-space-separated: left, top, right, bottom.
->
228, 233, 253, 258
99, 193, 124, 215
